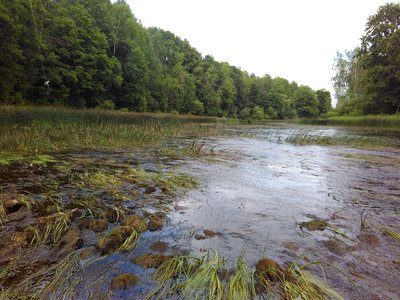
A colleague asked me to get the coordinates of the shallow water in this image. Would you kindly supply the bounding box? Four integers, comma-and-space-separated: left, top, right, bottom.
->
170, 127, 400, 299
1, 124, 399, 299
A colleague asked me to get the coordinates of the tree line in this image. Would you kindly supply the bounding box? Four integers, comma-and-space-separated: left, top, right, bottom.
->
332, 2, 400, 116
0, 0, 331, 119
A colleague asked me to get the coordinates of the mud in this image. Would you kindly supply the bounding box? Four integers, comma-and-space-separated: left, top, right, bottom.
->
0, 125, 399, 299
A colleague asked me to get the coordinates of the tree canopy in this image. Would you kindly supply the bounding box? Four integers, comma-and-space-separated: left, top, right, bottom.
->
332, 2, 400, 115
0, 0, 330, 119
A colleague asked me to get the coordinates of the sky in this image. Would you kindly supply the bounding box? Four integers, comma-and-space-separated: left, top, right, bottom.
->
126, 0, 390, 96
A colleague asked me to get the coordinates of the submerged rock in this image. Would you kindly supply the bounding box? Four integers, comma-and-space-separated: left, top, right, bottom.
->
133, 253, 173, 268
123, 215, 147, 233
111, 225, 135, 239
110, 273, 137, 290
79, 247, 95, 260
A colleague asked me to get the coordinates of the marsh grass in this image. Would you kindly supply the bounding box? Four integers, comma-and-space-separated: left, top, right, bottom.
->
147, 252, 348, 300
25, 212, 70, 245
382, 228, 400, 241
297, 114, 400, 128
0, 106, 223, 157
1, 253, 82, 299
129, 169, 198, 194
71, 196, 102, 217
284, 131, 399, 148
116, 230, 140, 252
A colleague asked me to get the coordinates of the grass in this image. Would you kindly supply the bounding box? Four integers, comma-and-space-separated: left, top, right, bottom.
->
1, 253, 82, 299
25, 212, 70, 245
382, 228, 400, 241
116, 230, 140, 252
129, 169, 198, 194
283, 130, 399, 148
147, 251, 349, 300
296, 114, 400, 128
0, 105, 223, 157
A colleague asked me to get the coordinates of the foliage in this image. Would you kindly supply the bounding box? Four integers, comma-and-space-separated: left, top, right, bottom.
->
332, 3, 400, 116
0, 1, 326, 119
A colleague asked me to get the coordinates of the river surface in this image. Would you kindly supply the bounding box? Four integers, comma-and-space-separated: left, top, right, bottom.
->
168, 126, 400, 299
1, 125, 399, 299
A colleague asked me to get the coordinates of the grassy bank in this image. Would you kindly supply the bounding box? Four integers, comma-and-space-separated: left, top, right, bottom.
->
0, 106, 223, 158
293, 114, 400, 128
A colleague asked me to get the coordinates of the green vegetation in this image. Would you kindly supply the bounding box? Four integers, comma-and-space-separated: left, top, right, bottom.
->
296, 114, 400, 128
1, 1, 328, 119
0, 106, 222, 157
332, 3, 400, 116
147, 251, 348, 300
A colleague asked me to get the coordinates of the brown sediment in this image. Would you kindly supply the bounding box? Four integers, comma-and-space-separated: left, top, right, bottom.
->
89, 219, 109, 232
148, 215, 164, 231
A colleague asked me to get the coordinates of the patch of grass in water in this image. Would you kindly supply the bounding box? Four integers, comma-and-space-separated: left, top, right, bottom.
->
147, 251, 350, 300
116, 230, 140, 252
129, 169, 198, 194
0, 106, 223, 158
382, 228, 400, 241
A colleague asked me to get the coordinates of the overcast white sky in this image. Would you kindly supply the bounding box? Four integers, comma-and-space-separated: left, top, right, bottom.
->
126, 0, 389, 94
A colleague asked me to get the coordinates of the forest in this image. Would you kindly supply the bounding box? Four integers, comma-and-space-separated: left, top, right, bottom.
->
0, 0, 331, 119
1, 1, 399, 118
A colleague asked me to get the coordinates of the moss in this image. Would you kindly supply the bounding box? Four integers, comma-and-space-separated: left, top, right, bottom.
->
133, 253, 173, 269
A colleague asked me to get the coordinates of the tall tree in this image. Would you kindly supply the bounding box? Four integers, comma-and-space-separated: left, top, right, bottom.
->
360, 2, 400, 114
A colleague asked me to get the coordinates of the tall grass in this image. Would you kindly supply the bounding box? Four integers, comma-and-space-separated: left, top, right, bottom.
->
0, 106, 223, 156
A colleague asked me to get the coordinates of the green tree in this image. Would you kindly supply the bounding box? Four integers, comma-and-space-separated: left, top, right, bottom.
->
294, 86, 319, 118
315, 89, 332, 114
359, 2, 400, 114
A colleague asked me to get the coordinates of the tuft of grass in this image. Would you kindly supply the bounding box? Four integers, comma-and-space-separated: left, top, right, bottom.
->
180, 251, 224, 300
382, 228, 400, 241
0, 202, 5, 226
129, 169, 197, 195
25, 212, 70, 245
77, 171, 121, 189
71, 196, 102, 217
31, 154, 57, 165
147, 252, 352, 300
227, 254, 255, 300
117, 230, 140, 252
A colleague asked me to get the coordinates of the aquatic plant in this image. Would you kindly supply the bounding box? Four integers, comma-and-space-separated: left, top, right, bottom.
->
382, 228, 400, 241
116, 230, 140, 252
147, 252, 351, 300
227, 254, 255, 299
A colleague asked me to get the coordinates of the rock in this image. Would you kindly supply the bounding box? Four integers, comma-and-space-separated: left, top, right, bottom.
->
133, 253, 173, 268
123, 215, 147, 233
150, 241, 169, 252
148, 215, 164, 231
89, 219, 109, 232
104, 208, 124, 223
110, 273, 137, 290
97, 233, 122, 254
